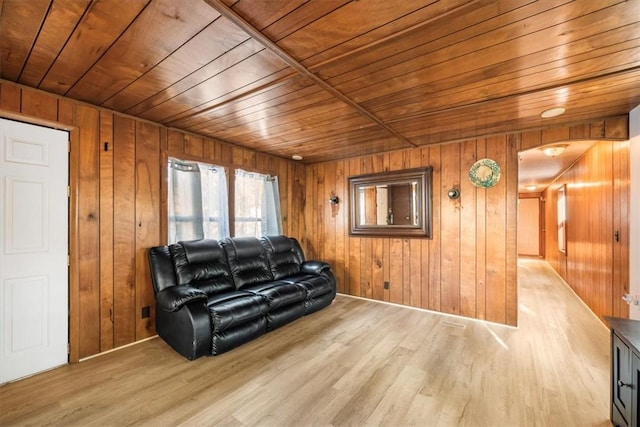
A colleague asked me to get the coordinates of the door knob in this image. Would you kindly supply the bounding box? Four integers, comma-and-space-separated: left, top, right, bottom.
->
618, 379, 632, 388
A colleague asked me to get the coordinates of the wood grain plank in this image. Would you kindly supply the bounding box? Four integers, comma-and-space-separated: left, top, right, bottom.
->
459, 139, 477, 318
348, 158, 362, 296
112, 115, 136, 347
484, 136, 508, 324
0, 0, 50, 81
334, 160, 346, 293
371, 238, 385, 302
99, 111, 115, 352
329, 1, 625, 104
439, 142, 461, 315
315, 163, 326, 262
475, 139, 487, 320
135, 121, 161, 340
20, 89, 58, 122
57, 97, 74, 125
505, 134, 519, 326
74, 105, 101, 358
419, 147, 431, 309
405, 148, 423, 308
0, 82, 22, 112
19, 0, 92, 87
67, 0, 218, 104
428, 145, 442, 312
39, 0, 149, 95
166, 129, 185, 154
102, 16, 248, 111
184, 134, 204, 158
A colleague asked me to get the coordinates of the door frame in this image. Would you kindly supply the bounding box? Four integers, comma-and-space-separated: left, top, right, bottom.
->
0, 111, 81, 363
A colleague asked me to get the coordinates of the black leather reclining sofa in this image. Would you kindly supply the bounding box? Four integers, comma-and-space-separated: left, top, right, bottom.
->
147, 235, 336, 360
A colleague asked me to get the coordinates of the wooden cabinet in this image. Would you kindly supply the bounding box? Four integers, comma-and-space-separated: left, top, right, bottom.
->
606, 317, 640, 427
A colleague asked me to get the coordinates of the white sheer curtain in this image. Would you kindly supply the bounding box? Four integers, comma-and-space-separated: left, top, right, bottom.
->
234, 169, 282, 237
168, 158, 229, 243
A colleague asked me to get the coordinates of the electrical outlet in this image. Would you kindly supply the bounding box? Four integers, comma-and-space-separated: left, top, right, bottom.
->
384, 281, 389, 290
141, 306, 150, 318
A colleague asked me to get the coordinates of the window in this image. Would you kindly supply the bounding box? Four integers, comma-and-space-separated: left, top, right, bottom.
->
167, 159, 281, 243
234, 169, 282, 238
168, 159, 229, 242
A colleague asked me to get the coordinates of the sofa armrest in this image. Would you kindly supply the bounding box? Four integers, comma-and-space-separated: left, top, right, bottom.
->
301, 260, 331, 275
156, 286, 207, 312
156, 300, 211, 360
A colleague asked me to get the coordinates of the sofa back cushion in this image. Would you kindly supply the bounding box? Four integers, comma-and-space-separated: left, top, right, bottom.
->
221, 237, 274, 289
260, 235, 305, 280
169, 239, 235, 296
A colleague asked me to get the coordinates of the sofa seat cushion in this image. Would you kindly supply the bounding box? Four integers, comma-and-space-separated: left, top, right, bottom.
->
207, 291, 268, 333
242, 280, 307, 311
286, 274, 334, 299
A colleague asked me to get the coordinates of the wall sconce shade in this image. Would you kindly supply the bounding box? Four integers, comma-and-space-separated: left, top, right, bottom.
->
329, 195, 340, 205
447, 188, 460, 199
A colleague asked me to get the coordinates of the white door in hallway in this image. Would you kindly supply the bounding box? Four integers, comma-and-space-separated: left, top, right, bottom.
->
0, 119, 69, 384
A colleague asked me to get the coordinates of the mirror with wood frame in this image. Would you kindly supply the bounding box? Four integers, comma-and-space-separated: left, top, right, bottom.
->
349, 167, 432, 237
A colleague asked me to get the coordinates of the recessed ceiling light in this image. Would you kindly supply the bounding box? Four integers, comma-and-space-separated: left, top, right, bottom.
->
540, 107, 565, 118
525, 185, 537, 191
291, 154, 303, 161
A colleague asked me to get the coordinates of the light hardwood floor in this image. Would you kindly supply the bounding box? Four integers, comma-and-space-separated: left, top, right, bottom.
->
0, 259, 611, 426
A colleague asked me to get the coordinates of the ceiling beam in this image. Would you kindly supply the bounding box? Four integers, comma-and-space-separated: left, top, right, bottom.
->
203, 0, 417, 148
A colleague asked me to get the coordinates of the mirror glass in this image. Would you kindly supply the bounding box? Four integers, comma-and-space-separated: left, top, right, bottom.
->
349, 167, 432, 237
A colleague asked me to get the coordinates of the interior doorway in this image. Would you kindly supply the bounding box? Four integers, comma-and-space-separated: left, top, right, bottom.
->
517, 196, 542, 257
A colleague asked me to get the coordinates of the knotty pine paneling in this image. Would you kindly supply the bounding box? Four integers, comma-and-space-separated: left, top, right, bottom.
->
613, 141, 630, 319
0, 81, 304, 360
75, 104, 101, 358
113, 115, 137, 348
543, 140, 630, 321
304, 136, 519, 326
134, 121, 161, 341
99, 111, 115, 352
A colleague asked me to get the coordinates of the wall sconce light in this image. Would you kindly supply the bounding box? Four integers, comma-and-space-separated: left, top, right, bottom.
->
447, 188, 460, 200
329, 195, 340, 205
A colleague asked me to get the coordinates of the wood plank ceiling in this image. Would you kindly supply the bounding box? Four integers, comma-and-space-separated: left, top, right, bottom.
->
2, 0, 640, 163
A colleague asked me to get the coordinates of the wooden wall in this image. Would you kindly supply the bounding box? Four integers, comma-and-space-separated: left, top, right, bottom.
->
543, 140, 630, 321
0, 80, 305, 360
302, 117, 628, 327
303, 136, 520, 326
0, 78, 629, 358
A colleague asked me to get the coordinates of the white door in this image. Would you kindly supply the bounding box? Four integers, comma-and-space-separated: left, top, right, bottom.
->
0, 119, 69, 384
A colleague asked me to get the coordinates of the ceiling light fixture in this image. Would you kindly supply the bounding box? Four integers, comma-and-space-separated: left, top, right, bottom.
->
291, 154, 303, 161
525, 185, 537, 191
541, 144, 568, 157
540, 107, 566, 118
